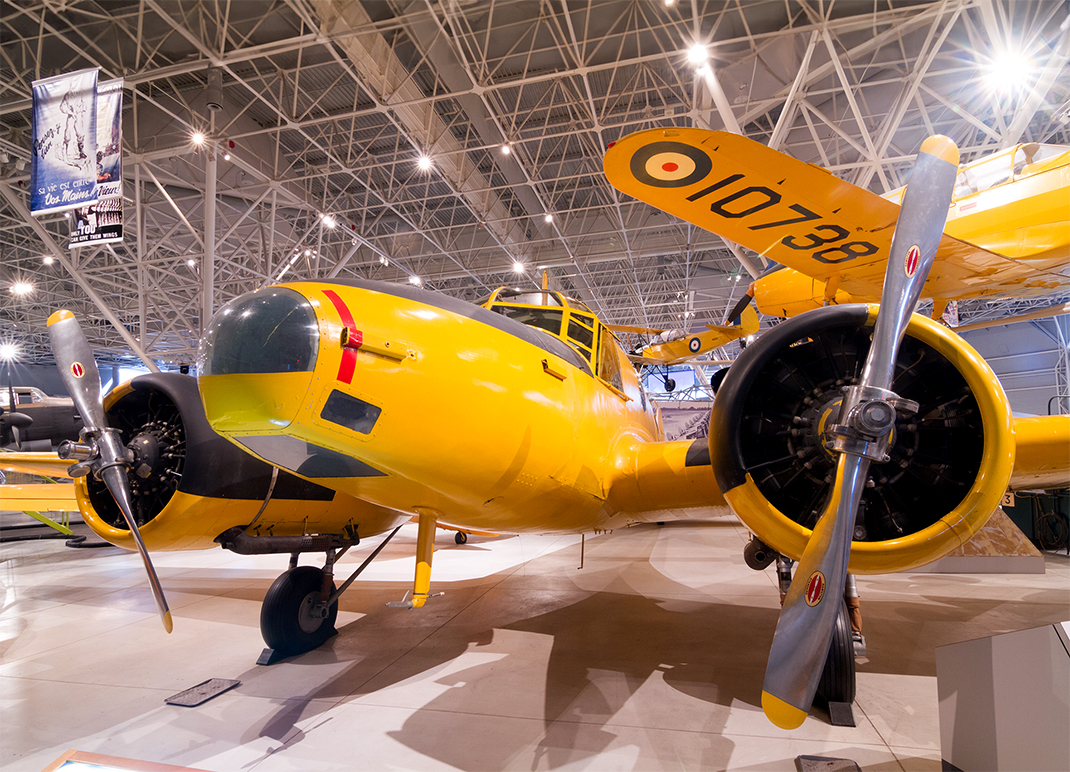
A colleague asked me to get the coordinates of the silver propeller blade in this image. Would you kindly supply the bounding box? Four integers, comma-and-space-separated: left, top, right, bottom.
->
761, 136, 960, 729
47, 310, 173, 634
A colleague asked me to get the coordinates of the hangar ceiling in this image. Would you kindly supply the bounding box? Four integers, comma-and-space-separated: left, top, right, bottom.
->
1, 0, 1068, 378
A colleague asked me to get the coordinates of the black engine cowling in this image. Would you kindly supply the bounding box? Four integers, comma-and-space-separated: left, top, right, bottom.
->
710, 305, 1014, 574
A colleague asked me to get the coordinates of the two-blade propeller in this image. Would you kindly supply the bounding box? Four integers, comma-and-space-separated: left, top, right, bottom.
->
47, 310, 172, 633
761, 136, 960, 729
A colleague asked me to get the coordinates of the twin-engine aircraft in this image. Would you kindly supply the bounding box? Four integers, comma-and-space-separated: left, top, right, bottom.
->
604, 128, 1069, 320
7, 133, 1070, 730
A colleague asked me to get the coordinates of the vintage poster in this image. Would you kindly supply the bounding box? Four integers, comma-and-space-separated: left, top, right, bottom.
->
30, 67, 99, 215
69, 197, 123, 247
94, 77, 124, 200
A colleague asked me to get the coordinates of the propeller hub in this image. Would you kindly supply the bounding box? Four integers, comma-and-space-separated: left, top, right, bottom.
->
129, 431, 162, 479
852, 400, 896, 435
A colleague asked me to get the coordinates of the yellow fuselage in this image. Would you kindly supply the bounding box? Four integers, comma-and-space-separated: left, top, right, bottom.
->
198, 281, 721, 535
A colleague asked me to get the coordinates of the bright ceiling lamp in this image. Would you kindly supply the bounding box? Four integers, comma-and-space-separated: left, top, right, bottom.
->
417, 155, 432, 170
191, 131, 206, 146
10, 281, 32, 295
0, 342, 18, 361
512, 261, 525, 273
688, 43, 708, 66
985, 49, 1031, 92
409, 275, 422, 285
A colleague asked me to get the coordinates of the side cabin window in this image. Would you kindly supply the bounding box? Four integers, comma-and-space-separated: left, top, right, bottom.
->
597, 327, 624, 392
493, 305, 564, 337
567, 313, 596, 361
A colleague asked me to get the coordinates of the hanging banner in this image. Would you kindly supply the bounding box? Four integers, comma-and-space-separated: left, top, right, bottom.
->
69, 198, 123, 248
95, 77, 124, 201
30, 67, 99, 215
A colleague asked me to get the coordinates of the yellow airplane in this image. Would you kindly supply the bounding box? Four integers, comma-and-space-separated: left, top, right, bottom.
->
603, 128, 1070, 320
6, 135, 1068, 730
607, 304, 760, 366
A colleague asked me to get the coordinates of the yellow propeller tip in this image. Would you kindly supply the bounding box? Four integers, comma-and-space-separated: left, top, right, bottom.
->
162, 611, 174, 634
920, 135, 959, 167
47, 310, 75, 327
761, 690, 808, 730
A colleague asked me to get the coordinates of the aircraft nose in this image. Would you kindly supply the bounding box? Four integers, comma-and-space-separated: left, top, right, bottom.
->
197, 287, 320, 433
199, 287, 319, 376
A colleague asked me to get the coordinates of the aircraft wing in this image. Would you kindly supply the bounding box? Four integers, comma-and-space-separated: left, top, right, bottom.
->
605, 323, 666, 335
0, 451, 73, 478
0, 482, 79, 511
604, 128, 1069, 303
636, 305, 759, 365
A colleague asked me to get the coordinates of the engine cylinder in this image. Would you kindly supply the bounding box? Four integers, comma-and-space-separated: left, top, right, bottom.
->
710, 305, 1014, 574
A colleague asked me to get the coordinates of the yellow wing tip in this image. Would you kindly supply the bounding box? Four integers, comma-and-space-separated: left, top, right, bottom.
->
761, 690, 808, 730
920, 135, 959, 167
47, 310, 75, 327
162, 611, 174, 634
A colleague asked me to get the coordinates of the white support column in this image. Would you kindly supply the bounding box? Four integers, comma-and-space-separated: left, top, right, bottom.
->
203, 145, 217, 330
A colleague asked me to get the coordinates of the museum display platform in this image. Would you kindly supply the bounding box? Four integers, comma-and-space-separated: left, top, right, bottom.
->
2, 513, 1067, 771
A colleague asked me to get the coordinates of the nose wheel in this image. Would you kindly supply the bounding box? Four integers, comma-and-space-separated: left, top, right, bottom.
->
259, 566, 338, 660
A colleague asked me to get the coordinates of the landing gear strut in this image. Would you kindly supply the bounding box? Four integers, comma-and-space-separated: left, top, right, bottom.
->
219, 524, 403, 665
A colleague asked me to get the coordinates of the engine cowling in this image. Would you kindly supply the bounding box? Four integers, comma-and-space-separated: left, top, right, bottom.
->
710, 305, 1015, 574
77, 372, 404, 551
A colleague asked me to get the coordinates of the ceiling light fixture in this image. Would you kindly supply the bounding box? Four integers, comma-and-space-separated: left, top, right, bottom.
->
417, 155, 432, 170
544, 214, 553, 223
985, 49, 1031, 92
11, 281, 33, 295
409, 275, 422, 285
513, 261, 524, 273
0, 343, 19, 361
42, 255, 54, 265
191, 131, 206, 146
688, 43, 708, 66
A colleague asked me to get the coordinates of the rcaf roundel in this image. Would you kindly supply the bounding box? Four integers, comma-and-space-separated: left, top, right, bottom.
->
688, 337, 702, 353
629, 141, 713, 188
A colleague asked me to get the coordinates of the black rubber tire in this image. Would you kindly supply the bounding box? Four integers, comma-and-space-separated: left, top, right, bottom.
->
816, 599, 856, 705
260, 565, 338, 656
454, 531, 468, 545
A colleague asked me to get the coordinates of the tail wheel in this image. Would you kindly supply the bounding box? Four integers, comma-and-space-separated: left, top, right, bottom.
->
816, 600, 856, 705
260, 566, 338, 655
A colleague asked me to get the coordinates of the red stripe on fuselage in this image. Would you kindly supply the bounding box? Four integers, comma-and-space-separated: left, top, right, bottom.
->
322, 289, 357, 384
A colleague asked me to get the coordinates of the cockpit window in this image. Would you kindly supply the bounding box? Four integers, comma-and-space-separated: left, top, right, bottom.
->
495, 290, 562, 307
200, 287, 319, 375
493, 306, 564, 336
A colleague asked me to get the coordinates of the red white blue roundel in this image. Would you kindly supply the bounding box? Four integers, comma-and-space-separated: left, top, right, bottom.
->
630, 141, 713, 188
904, 244, 921, 277
688, 336, 702, 353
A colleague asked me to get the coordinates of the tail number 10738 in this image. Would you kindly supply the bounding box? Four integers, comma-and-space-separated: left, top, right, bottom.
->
685, 173, 879, 265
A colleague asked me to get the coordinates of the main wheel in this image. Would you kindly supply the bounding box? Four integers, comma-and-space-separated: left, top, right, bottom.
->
260, 565, 338, 656
816, 599, 856, 705
454, 531, 468, 545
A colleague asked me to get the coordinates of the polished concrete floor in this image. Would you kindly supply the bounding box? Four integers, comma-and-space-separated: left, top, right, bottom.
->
2, 513, 1067, 771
